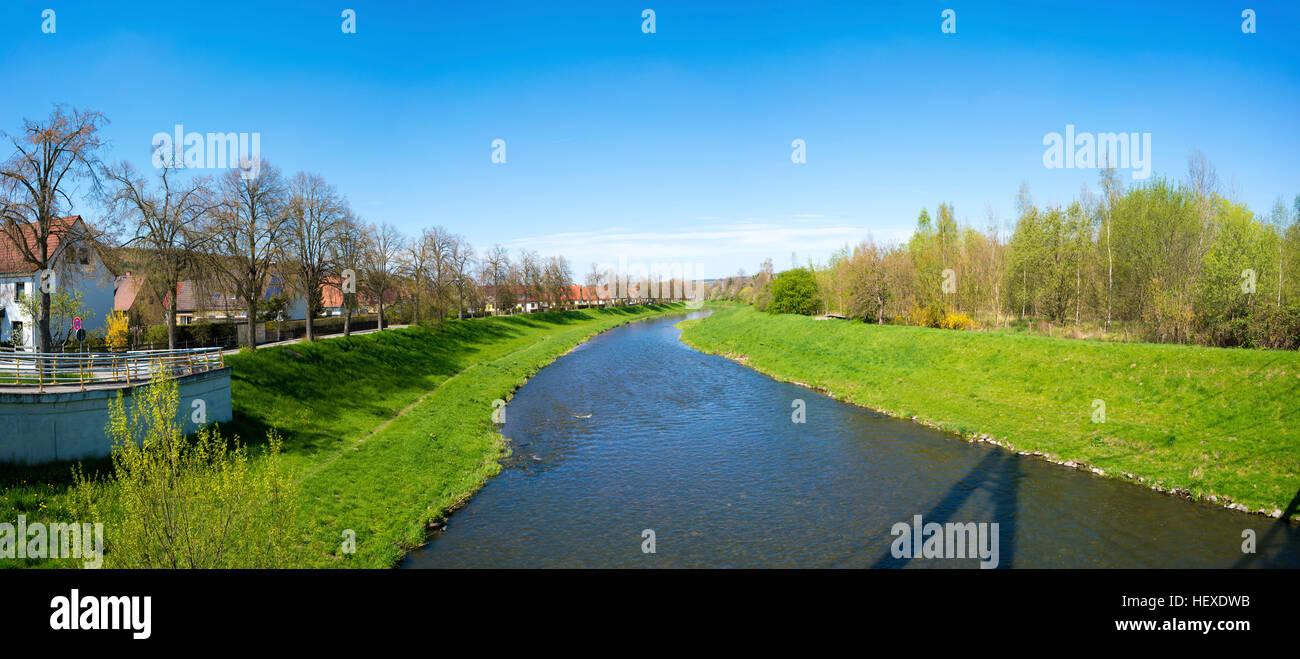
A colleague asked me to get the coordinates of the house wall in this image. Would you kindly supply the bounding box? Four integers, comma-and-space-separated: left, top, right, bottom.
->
0, 251, 115, 347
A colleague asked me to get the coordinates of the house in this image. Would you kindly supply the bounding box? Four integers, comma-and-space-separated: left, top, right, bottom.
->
479, 284, 615, 314
0, 216, 116, 348
318, 276, 392, 316
564, 285, 613, 309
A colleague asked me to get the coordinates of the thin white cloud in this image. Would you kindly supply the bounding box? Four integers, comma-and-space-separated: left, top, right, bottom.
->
502, 221, 911, 278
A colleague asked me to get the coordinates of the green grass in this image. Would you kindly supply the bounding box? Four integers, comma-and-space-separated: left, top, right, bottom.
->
1, 304, 681, 568
680, 305, 1300, 514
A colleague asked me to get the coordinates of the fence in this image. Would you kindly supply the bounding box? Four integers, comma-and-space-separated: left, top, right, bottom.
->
0, 347, 225, 392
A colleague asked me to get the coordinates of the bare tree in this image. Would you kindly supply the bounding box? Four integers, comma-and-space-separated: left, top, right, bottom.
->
425, 227, 456, 323
285, 172, 346, 341
400, 229, 434, 325
103, 161, 214, 349
449, 237, 475, 319
584, 262, 605, 300
0, 106, 108, 352
542, 255, 573, 310
517, 249, 543, 311
481, 244, 512, 314
205, 161, 287, 350
330, 212, 367, 336
363, 222, 403, 330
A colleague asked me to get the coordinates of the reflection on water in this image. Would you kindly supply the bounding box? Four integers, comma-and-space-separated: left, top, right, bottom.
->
402, 312, 1300, 568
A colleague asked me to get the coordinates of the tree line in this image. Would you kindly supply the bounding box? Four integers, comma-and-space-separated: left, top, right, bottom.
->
711, 154, 1300, 349
1, 105, 650, 353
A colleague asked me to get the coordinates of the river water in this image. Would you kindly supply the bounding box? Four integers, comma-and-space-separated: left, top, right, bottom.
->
402, 312, 1299, 568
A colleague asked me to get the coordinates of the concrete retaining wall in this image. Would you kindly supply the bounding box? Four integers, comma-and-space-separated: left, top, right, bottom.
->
0, 368, 233, 464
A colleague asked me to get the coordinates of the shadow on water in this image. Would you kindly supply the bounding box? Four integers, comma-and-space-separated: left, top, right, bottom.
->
868, 451, 1022, 569
1232, 488, 1300, 569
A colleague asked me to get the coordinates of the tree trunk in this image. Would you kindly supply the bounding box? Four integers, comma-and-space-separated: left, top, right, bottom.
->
246, 294, 258, 350
38, 290, 52, 353
1074, 260, 1081, 328
167, 307, 178, 350
1105, 215, 1113, 333
344, 309, 351, 337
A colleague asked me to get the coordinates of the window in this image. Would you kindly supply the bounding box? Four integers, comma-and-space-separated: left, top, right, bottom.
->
10, 321, 23, 344
14, 282, 25, 301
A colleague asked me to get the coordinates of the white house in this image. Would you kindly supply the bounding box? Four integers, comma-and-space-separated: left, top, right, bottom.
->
0, 216, 116, 349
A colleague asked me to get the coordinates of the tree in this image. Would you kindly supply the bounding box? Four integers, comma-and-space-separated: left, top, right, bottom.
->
103, 160, 214, 349
0, 105, 109, 353
449, 237, 475, 319
400, 228, 434, 324
542, 255, 572, 310
105, 310, 129, 350
481, 245, 513, 314
517, 249, 543, 310
1098, 164, 1123, 332
331, 213, 367, 336
1268, 198, 1291, 307
421, 227, 456, 322
846, 239, 891, 323
285, 173, 347, 341
205, 161, 287, 350
767, 267, 819, 315
363, 222, 403, 330
20, 287, 95, 348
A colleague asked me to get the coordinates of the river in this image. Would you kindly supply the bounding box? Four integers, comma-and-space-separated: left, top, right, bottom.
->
402, 311, 1300, 568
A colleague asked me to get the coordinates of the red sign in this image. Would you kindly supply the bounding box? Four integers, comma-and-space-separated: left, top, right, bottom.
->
72, 317, 82, 332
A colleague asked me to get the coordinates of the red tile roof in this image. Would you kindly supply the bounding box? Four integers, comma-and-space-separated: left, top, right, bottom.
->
0, 216, 80, 274
564, 285, 610, 301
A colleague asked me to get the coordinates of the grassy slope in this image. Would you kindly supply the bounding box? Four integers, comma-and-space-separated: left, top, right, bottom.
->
1, 304, 679, 568
680, 305, 1300, 514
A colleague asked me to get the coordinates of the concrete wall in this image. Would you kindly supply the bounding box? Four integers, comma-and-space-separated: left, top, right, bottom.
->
0, 368, 233, 464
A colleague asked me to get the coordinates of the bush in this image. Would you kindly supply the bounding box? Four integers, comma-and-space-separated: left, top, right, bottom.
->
940, 312, 976, 331
105, 311, 129, 350
1244, 304, 1300, 350
71, 368, 300, 568
139, 321, 239, 348
144, 323, 169, 346
766, 268, 820, 315
905, 305, 943, 328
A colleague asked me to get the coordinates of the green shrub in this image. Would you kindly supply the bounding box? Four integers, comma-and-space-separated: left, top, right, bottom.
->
1244, 303, 1300, 350
71, 368, 300, 568
767, 268, 820, 315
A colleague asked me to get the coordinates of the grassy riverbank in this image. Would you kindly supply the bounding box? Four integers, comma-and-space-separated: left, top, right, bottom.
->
1, 304, 681, 568
680, 305, 1300, 515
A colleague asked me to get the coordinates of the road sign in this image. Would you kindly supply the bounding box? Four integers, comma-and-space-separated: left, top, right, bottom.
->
72, 317, 82, 332
76, 328, 86, 342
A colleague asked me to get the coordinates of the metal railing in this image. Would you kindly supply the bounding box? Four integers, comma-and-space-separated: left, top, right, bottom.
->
0, 347, 225, 392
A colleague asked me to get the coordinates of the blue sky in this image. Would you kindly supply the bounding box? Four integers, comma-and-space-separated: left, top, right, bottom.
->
1, 1, 1297, 278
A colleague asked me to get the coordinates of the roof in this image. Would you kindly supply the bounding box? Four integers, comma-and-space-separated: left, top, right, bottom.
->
0, 216, 81, 275
114, 274, 141, 311
564, 285, 610, 301
173, 280, 245, 313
